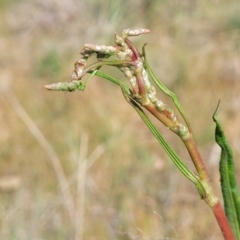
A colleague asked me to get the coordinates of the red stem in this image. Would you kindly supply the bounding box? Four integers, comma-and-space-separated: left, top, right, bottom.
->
124, 38, 147, 100
213, 202, 235, 240
183, 136, 235, 240
124, 37, 140, 61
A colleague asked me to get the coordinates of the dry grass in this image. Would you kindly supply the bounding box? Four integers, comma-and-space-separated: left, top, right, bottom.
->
0, 0, 240, 239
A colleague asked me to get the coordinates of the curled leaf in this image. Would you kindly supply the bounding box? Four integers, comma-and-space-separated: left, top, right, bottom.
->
213, 101, 240, 239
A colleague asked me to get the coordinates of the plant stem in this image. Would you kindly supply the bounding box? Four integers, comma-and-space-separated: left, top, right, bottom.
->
183, 135, 209, 179
183, 134, 235, 240
213, 202, 236, 240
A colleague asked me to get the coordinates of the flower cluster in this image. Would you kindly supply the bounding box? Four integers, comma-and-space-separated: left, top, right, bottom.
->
44, 28, 189, 137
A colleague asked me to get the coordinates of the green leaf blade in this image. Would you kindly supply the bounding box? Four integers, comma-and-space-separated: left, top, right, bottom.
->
213, 105, 240, 239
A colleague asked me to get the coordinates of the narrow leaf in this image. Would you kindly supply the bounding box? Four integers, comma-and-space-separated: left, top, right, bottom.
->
213, 102, 240, 239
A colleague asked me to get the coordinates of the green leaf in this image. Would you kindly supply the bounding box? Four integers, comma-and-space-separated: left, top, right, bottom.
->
213, 102, 240, 239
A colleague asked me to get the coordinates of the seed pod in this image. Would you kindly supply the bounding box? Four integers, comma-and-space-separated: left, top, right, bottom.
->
122, 28, 150, 38
80, 47, 94, 58
71, 58, 87, 80
83, 44, 118, 55
120, 66, 139, 94
44, 80, 85, 92
155, 100, 166, 111
116, 49, 132, 59
115, 33, 125, 47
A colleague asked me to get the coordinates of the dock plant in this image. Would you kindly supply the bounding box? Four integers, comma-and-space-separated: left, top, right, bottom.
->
45, 28, 240, 240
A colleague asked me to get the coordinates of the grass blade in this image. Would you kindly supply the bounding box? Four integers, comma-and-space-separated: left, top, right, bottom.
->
213, 102, 240, 239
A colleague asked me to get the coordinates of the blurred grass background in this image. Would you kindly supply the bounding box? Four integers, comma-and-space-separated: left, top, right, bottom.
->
0, 0, 240, 239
